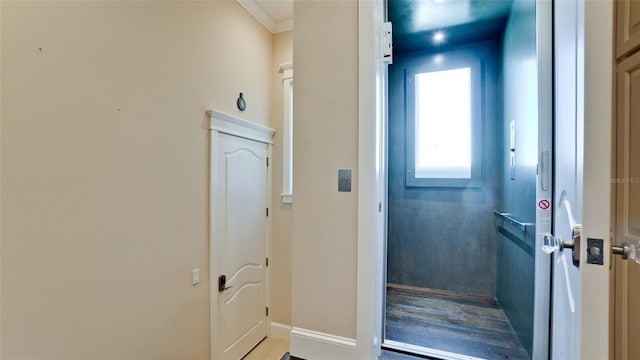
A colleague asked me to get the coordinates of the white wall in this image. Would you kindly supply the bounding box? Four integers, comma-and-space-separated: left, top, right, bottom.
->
1, 1, 272, 358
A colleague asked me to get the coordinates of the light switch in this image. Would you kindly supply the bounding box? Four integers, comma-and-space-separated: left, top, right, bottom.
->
192, 268, 200, 285
338, 169, 352, 192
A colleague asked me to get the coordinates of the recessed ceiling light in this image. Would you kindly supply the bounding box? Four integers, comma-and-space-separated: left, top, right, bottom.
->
433, 31, 445, 44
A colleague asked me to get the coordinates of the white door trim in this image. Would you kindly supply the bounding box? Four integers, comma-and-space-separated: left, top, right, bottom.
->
208, 110, 275, 144
356, 0, 386, 359
208, 110, 275, 360
578, 1, 613, 358
533, 1, 553, 358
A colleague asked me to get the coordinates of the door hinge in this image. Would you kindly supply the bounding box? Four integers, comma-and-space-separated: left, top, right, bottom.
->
266, 307, 269, 316
266, 257, 269, 267
382, 22, 393, 64
266, 208, 269, 217
267, 157, 269, 167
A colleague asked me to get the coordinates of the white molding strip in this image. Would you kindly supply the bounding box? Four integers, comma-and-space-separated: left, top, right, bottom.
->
279, 62, 293, 73
236, 0, 293, 34
383, 340, 485, 360
207, 110, 275, 145
236, 0, 275, 32
270, 322, 291, 340
290, 327, 357, 359
274, 18, 293, 34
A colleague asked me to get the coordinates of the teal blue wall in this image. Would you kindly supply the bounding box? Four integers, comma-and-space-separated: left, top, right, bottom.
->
497, 0, 537, 356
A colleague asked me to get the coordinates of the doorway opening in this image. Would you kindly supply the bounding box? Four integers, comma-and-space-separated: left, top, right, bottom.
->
382, 0, 550, 359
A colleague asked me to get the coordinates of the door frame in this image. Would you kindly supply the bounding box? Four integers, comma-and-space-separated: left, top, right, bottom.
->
578, 1, 614, 358
356, 0, 613, 359
207, 109, 275, 360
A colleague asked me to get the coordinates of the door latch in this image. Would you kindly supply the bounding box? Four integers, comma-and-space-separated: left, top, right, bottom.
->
218, 275, 232, 292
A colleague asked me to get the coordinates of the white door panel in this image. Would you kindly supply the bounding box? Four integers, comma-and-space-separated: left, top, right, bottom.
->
213, 132, 268, 360
552, 1, 583, 358
551, 1, 613, 358
614, 22, 640, 359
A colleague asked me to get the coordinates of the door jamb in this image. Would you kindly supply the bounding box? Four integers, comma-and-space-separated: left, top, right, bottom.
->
534, 1, 553, 358
356, 0, 386, 358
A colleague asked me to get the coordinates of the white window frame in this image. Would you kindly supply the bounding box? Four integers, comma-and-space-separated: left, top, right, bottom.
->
280, 62, 294, 203
406, 58, 482, 188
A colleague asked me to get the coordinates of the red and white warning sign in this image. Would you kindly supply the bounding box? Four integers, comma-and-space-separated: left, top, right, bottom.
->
538, 199, 551, 210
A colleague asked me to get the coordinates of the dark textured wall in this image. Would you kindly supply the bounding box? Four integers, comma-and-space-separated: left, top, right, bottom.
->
496, 227, 535, 356
496, 0, 538, 356
386, 40, 503, 296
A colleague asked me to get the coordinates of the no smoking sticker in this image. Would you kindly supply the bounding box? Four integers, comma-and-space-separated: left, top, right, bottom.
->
538, 199, 551, 210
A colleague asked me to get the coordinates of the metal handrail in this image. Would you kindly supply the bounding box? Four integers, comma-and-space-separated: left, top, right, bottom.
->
493, 211, 532, 232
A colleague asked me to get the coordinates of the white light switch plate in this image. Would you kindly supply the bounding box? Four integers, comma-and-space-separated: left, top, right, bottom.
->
192, 268, 200, 285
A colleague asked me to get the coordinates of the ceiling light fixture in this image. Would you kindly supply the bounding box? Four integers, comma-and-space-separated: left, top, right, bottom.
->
433, 31, 445, 44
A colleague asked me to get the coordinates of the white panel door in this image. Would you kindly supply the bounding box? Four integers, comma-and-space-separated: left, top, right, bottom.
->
550, 1, 612, 359
551, 1, 582, 358
214, 132, 268, 360
614, 39, 640, 360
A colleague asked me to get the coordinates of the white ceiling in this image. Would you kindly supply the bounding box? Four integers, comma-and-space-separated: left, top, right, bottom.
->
236, 0, 293, 34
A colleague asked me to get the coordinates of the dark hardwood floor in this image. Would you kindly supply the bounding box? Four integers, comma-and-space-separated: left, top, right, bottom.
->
384, 284, 530, 360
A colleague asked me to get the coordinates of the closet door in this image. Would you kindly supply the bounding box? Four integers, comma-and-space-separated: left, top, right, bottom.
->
617, 0, 640, 58
614, 49, 640, 360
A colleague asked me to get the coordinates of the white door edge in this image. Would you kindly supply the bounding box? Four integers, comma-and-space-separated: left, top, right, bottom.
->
357, 0, 387, 359
534, 0, 553, 358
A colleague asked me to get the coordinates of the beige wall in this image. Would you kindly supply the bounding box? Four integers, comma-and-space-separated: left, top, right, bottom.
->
291, 0, 358, 339
270, 30, 293, 326
0, 1, 3, 354
1, 1, 272, 359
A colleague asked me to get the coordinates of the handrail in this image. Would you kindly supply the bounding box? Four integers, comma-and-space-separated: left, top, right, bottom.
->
493, 211, 532, 233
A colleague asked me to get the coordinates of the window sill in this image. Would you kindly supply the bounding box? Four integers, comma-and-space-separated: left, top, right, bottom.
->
281, 193, 293, 204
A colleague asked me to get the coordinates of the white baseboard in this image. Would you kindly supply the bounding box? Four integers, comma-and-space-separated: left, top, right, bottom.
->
289, 327, 358, 359
270, 322, 291, 340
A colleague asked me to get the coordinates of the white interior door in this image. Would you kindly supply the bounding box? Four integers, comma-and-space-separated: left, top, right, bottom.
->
551, 1, 582, 358
212, 132, 269, 360
550, 1, 612, 359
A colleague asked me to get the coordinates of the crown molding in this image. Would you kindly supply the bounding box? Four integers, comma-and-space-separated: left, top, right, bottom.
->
236, 0, 293, 34
274, 18, 293, 34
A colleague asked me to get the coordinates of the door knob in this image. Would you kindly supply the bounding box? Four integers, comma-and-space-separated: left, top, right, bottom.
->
542, 224, 582, 267
541, 192, 581, 267
218, 275, 232, 292
612, 242, 640, 264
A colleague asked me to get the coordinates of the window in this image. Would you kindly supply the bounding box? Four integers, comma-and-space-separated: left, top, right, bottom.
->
280, 62, 293, 203
406, 59, 481, 188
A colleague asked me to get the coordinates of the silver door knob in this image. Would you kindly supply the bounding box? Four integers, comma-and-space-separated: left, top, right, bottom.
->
542, 224, 582, 267
612, 242, 640, 264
